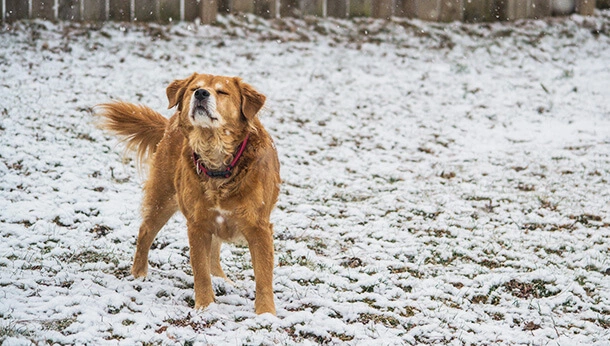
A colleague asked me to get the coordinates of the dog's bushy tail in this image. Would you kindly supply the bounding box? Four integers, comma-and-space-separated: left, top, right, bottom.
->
95, 102, 168, 170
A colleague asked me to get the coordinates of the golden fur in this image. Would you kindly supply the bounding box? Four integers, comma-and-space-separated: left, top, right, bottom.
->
96, 73, 280, 315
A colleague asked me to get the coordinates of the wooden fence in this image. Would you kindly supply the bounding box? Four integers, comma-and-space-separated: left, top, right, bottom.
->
1, 0, 607, 24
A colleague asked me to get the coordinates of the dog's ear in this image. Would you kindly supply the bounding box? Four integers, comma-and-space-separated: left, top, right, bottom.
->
167, 73, 196, 110
236, 78, 266, 120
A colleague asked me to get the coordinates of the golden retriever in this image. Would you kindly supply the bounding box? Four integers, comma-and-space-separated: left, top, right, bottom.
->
96, 73, 280, 315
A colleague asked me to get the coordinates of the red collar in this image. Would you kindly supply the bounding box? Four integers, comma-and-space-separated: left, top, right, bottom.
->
192, 133, 250, 179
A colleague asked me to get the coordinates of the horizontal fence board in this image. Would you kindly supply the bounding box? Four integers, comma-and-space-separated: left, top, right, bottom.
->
218, 0, 230, 14
159, 0, 181, 22
350, 0, 372, 17
415, 0, 441, 21
495, 0, 553, 21
59, 0, 82, 21
439, 0, 463, 22
280, 0, 298, 17
395, 0, 416, 17
32, 0, 56, 20
373, 0, 394, 19
300, 0, 324, 16
464, 0, 494, 22
0, 0, 603, 23
495, 0, 516, 21
512, 0, 529, 20
327, 0, 347, 17
5, 0, 29, 22
255, 0, 278, 18
200, 0, 218, 24
531, 0, 552, 19
134, 0, 157, 21
83, 0, 107, 21
109, 0, 131, 21
576, 0, 596, 14
233, 0, 255, 13
184, 0, 199, 21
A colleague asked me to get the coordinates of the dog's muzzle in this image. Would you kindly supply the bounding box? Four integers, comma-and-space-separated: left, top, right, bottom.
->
194, 88, 210, 100
191, 89, 216, 120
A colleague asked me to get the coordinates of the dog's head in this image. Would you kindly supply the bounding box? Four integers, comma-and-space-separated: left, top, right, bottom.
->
166, 73, 266, 132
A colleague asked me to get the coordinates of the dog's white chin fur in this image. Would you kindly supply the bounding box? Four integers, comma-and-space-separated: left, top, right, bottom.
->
190, 113, 222, 128
189, 98, 223, 129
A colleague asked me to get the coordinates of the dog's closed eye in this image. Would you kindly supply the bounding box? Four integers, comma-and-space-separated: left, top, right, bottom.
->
217, 89, 229, 95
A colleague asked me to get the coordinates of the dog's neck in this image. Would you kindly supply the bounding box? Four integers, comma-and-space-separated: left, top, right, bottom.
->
188, 128, 243, 170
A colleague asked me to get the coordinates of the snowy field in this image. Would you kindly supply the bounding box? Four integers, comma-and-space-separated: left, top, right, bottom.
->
1, 12, 610, 345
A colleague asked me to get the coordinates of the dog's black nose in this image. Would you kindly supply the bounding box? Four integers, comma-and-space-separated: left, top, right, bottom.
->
194, 89, 210, 100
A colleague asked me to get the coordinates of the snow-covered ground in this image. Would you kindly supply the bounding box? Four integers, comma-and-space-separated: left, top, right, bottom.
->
1, 12, 609, 345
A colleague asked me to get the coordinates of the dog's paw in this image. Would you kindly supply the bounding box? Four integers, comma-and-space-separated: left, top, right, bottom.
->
194, 298, 214, 310
255, 300, 276, 316
131, 263, 148, 278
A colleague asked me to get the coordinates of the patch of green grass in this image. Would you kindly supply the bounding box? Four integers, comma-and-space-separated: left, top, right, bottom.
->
388, 266, 409, 274
111, 265, 132, 279
20, 262, 43, 271
478, 259, 501, 269
341, 256, 363, 268
503, 279, 559, 299
295, 277, 323, 286
358, 313, 401, 328
544, 245, 567, 256
470, 295, 488, 304
399, 306, 416, 318
491, 312, 504, 321
278, 250, 322, 272
0, 321, 33, 342
156, 290, 170, 298
522, 222, 576, 232
411, 209, 441, 220
575, 275, 595, 296
183, 296, 195, 308
103, 328, 125, 341
107, 305, 125, 315
41, 316, 78, 334
361, 285, 376, 293
359, 297, 376, 306
305, 237, 327, 255
163, 313, 217, 333
585, 316, 610, 329
286, 302, 321, 313
424, 250, 472, 266
141, 341, 163, 346
297, 330, 332, 344
397, 283, 413, 293
88, 224, 112, 238
430, 228, 456, 238
61, 249, 120, 267
330, 331, 354, 341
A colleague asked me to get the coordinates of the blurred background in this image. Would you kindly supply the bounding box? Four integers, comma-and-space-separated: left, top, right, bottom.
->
2, 0, 609, 24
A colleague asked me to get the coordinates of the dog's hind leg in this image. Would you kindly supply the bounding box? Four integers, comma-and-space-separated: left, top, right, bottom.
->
131, 173, 178, 278
210, 236, 234, 285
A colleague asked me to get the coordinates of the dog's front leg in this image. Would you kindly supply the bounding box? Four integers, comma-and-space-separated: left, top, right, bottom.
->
187, 223, 215, 310
244, 225, 276, 315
